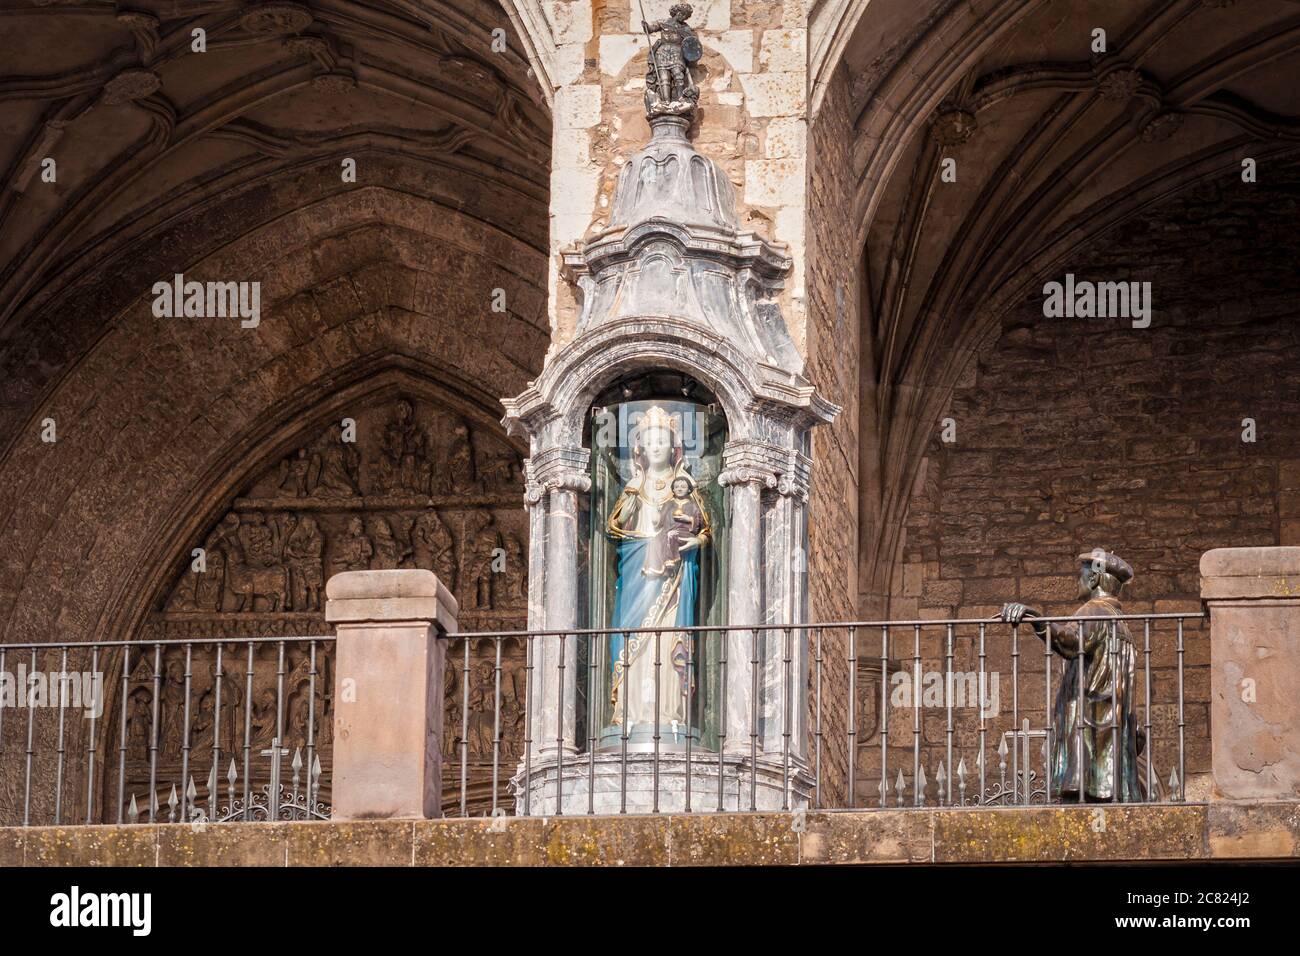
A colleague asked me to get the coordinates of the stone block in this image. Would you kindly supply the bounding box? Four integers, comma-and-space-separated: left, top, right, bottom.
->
1202, 547, 1300, 800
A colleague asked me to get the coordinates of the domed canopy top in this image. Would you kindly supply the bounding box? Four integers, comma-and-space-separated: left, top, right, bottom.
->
605, 116, 738, 236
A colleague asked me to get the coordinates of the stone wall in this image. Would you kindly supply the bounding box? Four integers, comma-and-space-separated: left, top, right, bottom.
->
8, 802, 1300, 864
545, 0, 811, 352
888, 165, 1300, 790
805, 61, 860, 802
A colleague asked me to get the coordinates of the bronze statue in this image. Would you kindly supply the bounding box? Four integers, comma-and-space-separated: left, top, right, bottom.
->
1000, 549, 1143, 802
641, 2, 700, 117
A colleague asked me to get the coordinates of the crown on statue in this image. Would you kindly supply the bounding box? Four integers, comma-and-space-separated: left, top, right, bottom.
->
640, 405, 679, 436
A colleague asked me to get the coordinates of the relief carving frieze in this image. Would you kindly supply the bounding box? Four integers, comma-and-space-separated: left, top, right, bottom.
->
129, 394, 529, 816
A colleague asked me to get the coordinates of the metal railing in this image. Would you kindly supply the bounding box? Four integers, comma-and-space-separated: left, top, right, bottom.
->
0, 635, 332, 827
454, 610, 1202, 815
0, 611, 1203, 825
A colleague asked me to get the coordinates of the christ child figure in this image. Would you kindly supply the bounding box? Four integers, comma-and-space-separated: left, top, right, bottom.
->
644, 475, 705, 576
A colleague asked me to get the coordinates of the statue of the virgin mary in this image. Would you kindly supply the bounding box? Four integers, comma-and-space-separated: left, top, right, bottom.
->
606, 406, 712, 737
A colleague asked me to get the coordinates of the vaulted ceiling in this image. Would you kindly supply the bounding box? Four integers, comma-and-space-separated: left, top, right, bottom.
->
827, 0, 1300, 598
0, 0, 551, 340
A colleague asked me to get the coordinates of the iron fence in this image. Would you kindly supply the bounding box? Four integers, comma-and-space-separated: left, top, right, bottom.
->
0, 610, 1203, 825
0, 635, 332, 827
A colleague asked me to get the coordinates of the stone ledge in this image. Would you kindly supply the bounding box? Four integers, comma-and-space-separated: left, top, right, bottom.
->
4, 803, 1300, 866
1201, 546, 1300, 600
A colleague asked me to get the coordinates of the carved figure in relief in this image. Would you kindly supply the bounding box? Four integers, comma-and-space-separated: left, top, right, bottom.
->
375, 399, 428, 494
160, 660, 186, 755
500, 532, 527, 607
479, 447, 522, 490
223, 514, 288, 612
445, 421, 479, 493
277, 447, 312, 497
412, 510, 456, 588
467, 660, 498, 755
369, 516, 410, 569
193, 524, 231, 612
329, 516, 373, 575
250, 688, 279, 750
128, 689, 152, 761
311, 424, 360, 497
463, 511, 501, 610
444, 665, 462, 758
284, 515, 325, 611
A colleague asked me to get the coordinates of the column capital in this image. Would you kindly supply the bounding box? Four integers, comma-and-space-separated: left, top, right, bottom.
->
524, 445, 591, 502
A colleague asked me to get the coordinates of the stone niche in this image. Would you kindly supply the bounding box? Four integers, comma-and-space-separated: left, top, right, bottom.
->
118, 391, 530, 819
505, 106, 837, 814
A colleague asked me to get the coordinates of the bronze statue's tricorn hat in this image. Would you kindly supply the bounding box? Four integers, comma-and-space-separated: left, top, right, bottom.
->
1077, 548, 1133, 584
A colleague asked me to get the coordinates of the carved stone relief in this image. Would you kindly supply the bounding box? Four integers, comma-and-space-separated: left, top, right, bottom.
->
120, 394, 529, 817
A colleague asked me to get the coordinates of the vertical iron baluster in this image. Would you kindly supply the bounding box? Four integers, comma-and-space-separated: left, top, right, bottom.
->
588, 631, 597, 815
945, 624, 954, 806
460, 640, 470, 817
1076, 615, 1085, 805
241, 643, 254, 821
148, 644, 162, 822
305, 641, 317, 818
878, 626, 887, 807
85, 645, 100, 824
653, 629, 661, 814
116, 645, 130, 823
492, 637, 503, 815
684, 627, 694, 814
275, 640, 286, 747
620, 632, 630, 814
749, 628, 759, 812
1011, 623, 1020, 804
911, 625, 921, 806
717, 627, 727, 813
978, 623, 987, 806
211, 644, 224, 823
523, 635, 533, 817
781, 627, 792, 811
1143, 619, 1152, 802
846, 626, 856, 809
179, 643, 193, 822
1176, 617, 1186, 801
1110, 620, 1119, 804
556, 632, 566, 816
813, 627, 823, 809
1044, 620, 1054, 804
23, 647, 37, 825
54, 646, 68, 824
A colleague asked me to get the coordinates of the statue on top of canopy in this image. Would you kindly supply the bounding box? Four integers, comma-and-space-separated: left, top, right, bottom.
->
641, 3, 701, 119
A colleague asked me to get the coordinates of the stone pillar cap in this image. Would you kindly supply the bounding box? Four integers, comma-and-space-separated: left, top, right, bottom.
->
1200, 547, 1300, 601
325, 569, 459, 630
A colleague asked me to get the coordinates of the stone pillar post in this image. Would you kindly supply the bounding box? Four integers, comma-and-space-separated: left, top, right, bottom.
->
325, 569, 458, 820
1201, 547, 1300, 799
